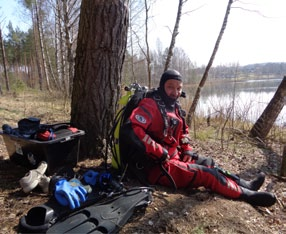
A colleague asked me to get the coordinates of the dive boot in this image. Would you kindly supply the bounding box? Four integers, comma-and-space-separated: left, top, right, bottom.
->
19, 161, 48, 193
238, 172, 265, 191
240, 186, 276, 207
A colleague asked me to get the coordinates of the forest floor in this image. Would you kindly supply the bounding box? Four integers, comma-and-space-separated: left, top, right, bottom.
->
0, 91, 286, 233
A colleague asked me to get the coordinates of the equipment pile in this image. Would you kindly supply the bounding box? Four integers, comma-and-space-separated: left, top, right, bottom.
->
1, 117, 154, 234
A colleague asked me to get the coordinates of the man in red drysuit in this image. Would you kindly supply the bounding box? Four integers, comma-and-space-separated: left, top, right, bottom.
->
120, 69, 276, 207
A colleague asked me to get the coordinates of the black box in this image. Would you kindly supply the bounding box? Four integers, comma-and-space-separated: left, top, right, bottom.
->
0, 129, 85, 175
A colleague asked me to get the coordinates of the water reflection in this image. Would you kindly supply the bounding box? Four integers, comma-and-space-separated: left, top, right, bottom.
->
193, 78, 285, 125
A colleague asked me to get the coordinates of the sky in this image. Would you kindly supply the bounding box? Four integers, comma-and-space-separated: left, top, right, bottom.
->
0, 0, 30, 33
149, 0, 286, 66
0, 0, 286, 66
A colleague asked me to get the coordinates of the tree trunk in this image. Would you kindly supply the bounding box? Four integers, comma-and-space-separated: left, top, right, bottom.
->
32, 16, 44, 91
35, 0, 51, 92
63, 0, 74, 96
249, 76, 286, 140
186, 0, 233, 125
71, 0, 129, 158
0, 28, 9, 93
144, 0, 152, 88
164, 0, 184, 72
55, 0, 66, 92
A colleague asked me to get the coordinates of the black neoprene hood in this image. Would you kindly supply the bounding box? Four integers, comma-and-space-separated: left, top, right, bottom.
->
159, 69, 182, 89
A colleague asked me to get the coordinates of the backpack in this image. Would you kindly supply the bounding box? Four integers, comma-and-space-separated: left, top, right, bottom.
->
109, 83, 150, 172
109, 83, 178, 190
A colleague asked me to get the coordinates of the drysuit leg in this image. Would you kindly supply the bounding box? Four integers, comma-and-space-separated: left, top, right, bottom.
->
187, 163, 242, 198
153, 161, 276, 206
194, 155, 265, 191
151, 160, 241, 198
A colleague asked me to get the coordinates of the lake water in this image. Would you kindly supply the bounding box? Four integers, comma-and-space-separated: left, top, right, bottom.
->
192, 78, 285, 126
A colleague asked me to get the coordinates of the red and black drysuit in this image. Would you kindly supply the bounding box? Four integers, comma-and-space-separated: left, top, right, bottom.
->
120, 93, 242, 199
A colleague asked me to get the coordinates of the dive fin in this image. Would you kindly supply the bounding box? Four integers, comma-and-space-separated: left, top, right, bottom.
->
46, 187, 153, 233
19, 190, 106, 233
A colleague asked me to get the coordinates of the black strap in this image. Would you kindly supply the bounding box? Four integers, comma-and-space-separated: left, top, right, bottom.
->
176, 103, 187, 134
40, 122, 71, 131
152, 94, 169, 137
159, 164, 177, 191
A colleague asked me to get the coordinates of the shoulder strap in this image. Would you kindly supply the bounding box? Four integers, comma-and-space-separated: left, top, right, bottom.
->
152, 93, 169, 137
175, 102, 187, 134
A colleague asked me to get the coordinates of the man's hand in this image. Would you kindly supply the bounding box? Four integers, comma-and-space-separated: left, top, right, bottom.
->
165, 154, 170, 162
182, 154, 192, 163
158, 148, 170, 163
182, 151, 198, 163
180, 136, 191, 145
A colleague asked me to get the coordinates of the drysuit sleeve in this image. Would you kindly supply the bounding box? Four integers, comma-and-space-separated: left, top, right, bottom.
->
121, 98, 168, 162
179, 122, 194, 161
180, 134, 193, 152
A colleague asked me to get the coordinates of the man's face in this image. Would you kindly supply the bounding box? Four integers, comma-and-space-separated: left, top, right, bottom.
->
164, 79, 183, 100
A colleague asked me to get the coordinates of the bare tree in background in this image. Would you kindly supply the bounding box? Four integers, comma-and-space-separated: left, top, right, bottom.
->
122, 0, 145, 84
34, 0, 51, 92
186, 0, 234, 125
21, 0, 51, 91
144, 0, 152, 88
54, 0, 81, 96
126, 0, 153, 87
31, 10, 44, 91
19, 0, 81, 94
249, 76, 286, 141
164, 0, 185, 71
0, 27, 9, 93
71, 0, 129, 158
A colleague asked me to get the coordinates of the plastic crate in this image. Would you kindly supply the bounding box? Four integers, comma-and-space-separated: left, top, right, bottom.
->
0, 129, 85, 175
